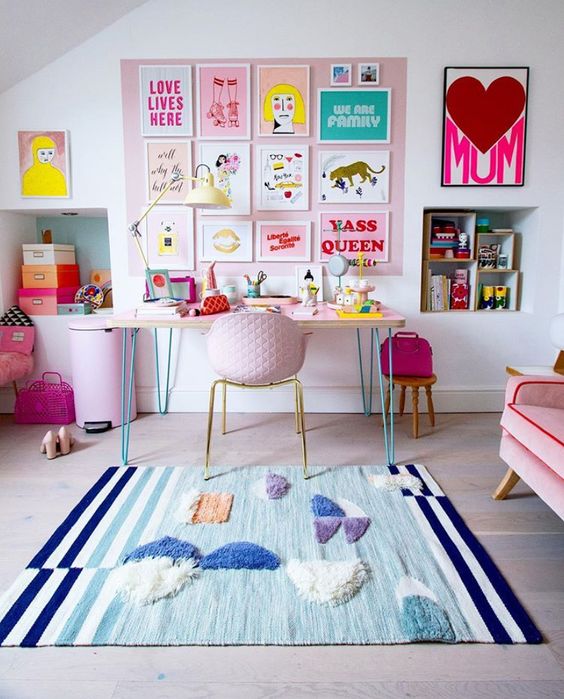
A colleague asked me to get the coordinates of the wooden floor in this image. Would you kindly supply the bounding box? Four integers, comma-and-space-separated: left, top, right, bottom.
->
0, 411, 563, 699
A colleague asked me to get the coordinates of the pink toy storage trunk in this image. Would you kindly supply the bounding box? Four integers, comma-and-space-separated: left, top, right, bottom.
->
68, 316, 136, 429
18, 287, 77, 316
15, 372, 75, 424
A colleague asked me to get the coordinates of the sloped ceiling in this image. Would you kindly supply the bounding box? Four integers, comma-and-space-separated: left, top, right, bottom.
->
0, 0, 148, 93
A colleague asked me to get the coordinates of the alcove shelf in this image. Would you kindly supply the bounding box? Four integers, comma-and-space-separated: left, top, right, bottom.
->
420, 209, 522, 313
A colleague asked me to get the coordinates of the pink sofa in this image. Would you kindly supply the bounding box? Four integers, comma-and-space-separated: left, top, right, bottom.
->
494, 375, 564, 519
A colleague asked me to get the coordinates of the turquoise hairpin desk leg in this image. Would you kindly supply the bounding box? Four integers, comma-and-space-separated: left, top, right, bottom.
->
375, 327, 395, 466
153, 328, 173, 415
120, 328, 138, 466
356, 328, 375, 416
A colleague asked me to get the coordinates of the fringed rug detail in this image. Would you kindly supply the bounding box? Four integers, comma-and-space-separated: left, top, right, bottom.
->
0, 465, 541, 646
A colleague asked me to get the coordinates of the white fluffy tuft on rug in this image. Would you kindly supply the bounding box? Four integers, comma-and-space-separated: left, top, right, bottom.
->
111, 556, 199, 605
368, 474, 423, 492
286, 559, 369, 606
251, 477, 269, 500
176, 488, 201, 523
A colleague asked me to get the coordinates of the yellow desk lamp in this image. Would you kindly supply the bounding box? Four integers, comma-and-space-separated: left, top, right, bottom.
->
128, 164, 231, 269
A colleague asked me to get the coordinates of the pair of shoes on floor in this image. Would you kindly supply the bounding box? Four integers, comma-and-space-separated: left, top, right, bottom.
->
40, 426, 75, 460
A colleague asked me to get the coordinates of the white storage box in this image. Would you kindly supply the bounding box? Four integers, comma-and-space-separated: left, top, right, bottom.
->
22, 244, 76, 266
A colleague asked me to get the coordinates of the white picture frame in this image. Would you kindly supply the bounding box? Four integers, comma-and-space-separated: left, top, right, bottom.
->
139, 65, 193, 137
145, 139, 192, 205
199, 142, 251, 215
318, 150, 390, 204
256, 144, 309, 211
256, 221, 311, 262
199, 221, 253, 262
358, 63, 380, 86
295, 264, 323, 298
330, 64, 352, 87
146, 207, 195, 270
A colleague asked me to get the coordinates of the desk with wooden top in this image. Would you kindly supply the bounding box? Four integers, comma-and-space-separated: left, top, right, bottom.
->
107, 304, 406, 468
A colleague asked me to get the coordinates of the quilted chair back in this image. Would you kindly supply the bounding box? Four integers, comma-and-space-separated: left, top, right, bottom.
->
206, 313, 306, 385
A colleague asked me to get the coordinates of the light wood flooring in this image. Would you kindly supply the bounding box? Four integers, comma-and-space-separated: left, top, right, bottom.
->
0, 411, 563, 699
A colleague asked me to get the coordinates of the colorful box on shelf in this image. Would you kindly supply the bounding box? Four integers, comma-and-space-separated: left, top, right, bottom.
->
18, 287, 78, 316
21, 264, 80, 289
22, 243, 75, 266
57, 303, 92, 315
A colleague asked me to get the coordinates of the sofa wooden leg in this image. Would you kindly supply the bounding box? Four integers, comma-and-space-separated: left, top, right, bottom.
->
492, 468, 520, 500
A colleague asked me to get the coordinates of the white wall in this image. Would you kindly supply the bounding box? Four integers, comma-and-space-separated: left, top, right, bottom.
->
1, 0, 563, 413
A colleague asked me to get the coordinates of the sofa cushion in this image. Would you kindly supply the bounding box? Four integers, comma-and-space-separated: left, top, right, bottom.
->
501, 403, 564, 479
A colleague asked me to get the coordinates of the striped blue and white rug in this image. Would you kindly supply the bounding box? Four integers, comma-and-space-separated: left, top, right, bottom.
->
0, 464, 541, 646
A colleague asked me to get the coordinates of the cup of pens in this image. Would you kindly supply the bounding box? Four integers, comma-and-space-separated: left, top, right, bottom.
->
244, 271, 267, 298
247, 283, 261, 298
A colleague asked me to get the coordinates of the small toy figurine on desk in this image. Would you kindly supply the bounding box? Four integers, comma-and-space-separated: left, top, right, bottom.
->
299, 269, 319, 307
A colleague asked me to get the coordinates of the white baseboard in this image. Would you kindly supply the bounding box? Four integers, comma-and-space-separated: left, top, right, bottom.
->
135, 385, 505, 414
0, 384, 505, 416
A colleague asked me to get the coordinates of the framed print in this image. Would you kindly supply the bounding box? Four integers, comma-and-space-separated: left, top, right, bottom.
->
319, 150, 390, 204
139, 65, 192, 137
196, 64, 250, 139
199, 221, 253, 262
256, 221, 311, 262
145, 269, 173, 299
257, 65, 310, 136
319, 211, 389, 265
442, 67, 529, 186
358, 63, 380, 85
318, 88, 391, 143
256, 145, 309, 211
199, 142, 251, 215
145, 140, 191, 204
146, 208, 194, 270
18, 130, 70, 198
331, 64, 352, 87
295, 264, 323, 297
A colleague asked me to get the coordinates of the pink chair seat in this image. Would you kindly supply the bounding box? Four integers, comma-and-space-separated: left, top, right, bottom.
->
0, 352, 34, 386
206, 313, 306, 385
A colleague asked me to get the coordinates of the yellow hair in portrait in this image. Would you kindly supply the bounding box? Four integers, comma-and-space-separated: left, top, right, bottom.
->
263, 83, 305, 123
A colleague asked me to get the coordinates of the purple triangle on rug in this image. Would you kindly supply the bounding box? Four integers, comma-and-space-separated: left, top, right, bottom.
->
313, 516, 342, 543
342, 517, 371, 543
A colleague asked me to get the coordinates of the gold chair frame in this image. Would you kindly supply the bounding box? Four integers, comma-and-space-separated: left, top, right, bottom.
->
204, 376, 308, 481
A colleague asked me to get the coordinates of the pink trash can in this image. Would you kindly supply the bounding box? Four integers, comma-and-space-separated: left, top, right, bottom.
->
68, 316, 137, 430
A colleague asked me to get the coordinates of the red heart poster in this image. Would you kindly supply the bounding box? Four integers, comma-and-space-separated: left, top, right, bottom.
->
442, 67, 529, 186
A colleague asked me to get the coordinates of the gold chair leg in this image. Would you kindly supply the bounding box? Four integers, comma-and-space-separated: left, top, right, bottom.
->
222, 381, 227, 435
295, 379, 308, 479
204, 380, 220, 480
294, 377, 301, 433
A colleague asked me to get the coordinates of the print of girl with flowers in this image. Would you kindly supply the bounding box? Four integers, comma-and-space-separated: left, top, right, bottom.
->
215, 152, 241, 204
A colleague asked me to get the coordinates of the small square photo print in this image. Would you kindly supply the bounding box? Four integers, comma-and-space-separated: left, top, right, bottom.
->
358, 63, 380, 85
330, 64, 352, 87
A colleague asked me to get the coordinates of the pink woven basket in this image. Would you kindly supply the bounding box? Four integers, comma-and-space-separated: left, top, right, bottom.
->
15, 372, 76, 424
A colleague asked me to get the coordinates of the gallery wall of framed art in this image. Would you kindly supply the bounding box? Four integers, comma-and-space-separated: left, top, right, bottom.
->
121, 57, 407, 280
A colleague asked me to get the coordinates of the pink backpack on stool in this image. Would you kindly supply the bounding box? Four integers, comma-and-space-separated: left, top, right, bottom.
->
380, 332, 433, 377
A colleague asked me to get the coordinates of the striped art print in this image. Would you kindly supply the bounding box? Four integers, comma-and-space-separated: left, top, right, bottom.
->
0, 465, 541, 646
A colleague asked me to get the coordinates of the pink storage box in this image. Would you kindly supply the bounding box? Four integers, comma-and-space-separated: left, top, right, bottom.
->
0, 326, 35, 355
19, 287, 78, 316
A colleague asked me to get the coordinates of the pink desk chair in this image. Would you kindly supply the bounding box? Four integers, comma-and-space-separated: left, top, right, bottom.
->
204, 313, 308, 480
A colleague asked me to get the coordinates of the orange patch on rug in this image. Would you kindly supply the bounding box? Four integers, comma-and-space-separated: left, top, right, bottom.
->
192, 493, 233, 524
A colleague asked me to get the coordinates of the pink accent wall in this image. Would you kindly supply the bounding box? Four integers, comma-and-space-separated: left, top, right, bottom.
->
121, 58, 406, 279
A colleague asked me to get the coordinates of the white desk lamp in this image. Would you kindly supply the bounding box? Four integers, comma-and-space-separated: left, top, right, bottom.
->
549, 312, 564, 375
128, 164, 231, 269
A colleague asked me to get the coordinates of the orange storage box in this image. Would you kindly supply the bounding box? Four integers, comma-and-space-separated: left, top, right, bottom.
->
21, 264, 80, 289
19, 287, 78, 315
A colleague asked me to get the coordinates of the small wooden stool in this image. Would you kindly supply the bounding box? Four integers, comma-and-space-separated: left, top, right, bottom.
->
384, 374, 437, 438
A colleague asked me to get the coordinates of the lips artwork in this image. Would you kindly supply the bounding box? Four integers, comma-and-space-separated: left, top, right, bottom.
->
442, 68, 529, 186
